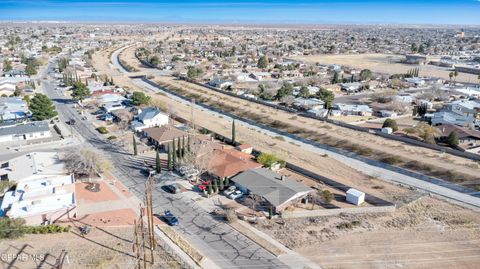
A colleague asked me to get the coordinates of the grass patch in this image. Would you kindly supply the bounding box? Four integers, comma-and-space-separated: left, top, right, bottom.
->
336, 221, 361, 230
96, 126, 109, 134
380, 155, 404, 165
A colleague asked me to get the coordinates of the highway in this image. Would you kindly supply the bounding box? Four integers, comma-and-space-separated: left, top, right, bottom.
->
42, 64, 292, 269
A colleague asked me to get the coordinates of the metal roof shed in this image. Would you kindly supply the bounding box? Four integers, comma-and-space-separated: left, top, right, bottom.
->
346, 188, 365, 206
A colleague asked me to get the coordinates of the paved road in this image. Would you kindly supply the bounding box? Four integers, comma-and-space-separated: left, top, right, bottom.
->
42, 66, 291, 269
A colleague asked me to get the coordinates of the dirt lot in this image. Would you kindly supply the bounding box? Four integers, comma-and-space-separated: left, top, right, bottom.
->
292, 53, 480, 84
0, 227, 182, 269
255, 196, 480, 269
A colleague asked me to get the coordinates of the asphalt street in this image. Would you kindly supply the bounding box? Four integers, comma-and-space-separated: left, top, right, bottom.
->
42, 66, 291, 269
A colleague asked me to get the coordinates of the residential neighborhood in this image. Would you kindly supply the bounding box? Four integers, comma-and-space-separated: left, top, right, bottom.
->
0, 2, 479, 269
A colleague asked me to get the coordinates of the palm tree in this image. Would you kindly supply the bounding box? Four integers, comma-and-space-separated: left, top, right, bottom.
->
449, 72, 454, 84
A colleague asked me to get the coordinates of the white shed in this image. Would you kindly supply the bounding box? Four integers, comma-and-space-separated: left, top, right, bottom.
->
381, 127, 393, 134
346, 188, 365, 206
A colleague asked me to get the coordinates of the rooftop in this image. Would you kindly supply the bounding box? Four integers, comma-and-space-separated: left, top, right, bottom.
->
231, 168, 312, 208
0, 151, 66, 182
208, 148, 261, 178
0, 121, 48, 136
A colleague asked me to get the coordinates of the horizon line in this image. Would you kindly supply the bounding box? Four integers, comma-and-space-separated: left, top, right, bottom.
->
0, 20, 478, 27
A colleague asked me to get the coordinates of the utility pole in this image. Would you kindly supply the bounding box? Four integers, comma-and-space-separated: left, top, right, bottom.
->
145, 175, 155, 264
133, 219, 141, 269
190, 98, 196, 132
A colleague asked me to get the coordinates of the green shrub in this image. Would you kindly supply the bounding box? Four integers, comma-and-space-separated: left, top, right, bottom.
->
257, 152, 285, 168
107, 135, 117, 141
336, 221, 361, 230
22, 224, 67, 235
321, 190, 334, 203
0, 218, 26, 239
96, 126, 109, 134
380, 155, 404, 165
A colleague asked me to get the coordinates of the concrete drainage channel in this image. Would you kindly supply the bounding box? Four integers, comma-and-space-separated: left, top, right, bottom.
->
111, 46, 480, 210
132, 76, 480, 210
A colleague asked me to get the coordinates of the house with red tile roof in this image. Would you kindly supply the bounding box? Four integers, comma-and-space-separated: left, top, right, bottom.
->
207, 148, 262, 179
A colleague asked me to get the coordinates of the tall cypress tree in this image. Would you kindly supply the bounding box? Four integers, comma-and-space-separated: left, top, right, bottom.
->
213, 179, 218, 193
177, 137, 182, 158
172, 139, 177, 166
167, 146, 172, 171
207, 182, 213, 196
231, 120, 236, 145
218, 178, 224, 191
133, 135, 138, 156
187, 135, 191, 152
155, 150, 161, 173
182, 136, 186, 156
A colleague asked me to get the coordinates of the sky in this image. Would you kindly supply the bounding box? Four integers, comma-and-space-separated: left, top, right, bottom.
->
0, 0, 479, 25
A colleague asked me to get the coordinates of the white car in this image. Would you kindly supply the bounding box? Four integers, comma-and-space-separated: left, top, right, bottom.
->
228, 190, 243, 200
223, 186, 236, 196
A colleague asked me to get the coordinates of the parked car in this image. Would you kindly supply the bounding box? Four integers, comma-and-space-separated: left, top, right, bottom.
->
141, 168, 156, 177
162, 184, 182, 194
66, 119, 76, 125
223, 186, 237, 196
228, 190, 244, 200
99, 114, 113, 121
163, 210, 179, 226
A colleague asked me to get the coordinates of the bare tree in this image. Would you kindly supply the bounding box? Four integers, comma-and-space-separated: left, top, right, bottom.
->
281, 95, 295, 106
117, 111, 133, 134
390, 100, 410, 114
178, 136, 216, 182
61, 147, 112, 181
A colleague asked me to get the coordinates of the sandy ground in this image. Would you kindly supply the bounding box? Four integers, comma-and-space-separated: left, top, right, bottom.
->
0, 227, 182, 269
292, 53, 480, 84
255, 196, 480, 269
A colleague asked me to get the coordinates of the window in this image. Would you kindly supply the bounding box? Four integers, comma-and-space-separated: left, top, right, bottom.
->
0, 162, 8, 169
0, 174, 8, 181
